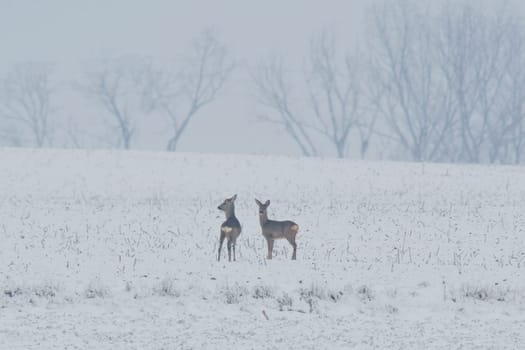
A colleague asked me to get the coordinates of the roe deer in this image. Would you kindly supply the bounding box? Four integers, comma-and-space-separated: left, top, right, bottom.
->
217, 194, 241, 262
255, 199, 299, 260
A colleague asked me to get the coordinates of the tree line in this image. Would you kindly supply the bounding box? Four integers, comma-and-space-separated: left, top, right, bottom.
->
1, 1, 525, 164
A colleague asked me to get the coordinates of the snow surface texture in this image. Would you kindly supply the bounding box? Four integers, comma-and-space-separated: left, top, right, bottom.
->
0, 148, 524, 349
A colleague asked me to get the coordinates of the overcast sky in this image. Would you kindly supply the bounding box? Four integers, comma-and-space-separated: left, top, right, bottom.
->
1, 1, 521, 157
0, 1, 365, 63
0, 0, 370, 155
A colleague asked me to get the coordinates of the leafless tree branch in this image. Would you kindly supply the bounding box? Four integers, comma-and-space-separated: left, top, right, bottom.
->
143, 29, 234, 151
0, 62, 54, 147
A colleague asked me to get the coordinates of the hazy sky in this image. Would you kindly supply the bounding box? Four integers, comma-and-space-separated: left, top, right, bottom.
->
3, 1, 520, 157
0, 0, 365, 63
0, 0, 370, 155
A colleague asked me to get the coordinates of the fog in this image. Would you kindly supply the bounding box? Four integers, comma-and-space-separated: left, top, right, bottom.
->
1, 0, 525, 163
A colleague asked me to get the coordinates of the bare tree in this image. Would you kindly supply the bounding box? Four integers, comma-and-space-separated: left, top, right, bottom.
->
488, 23, 525, 164
505, 70, 525, 164
356, 98, 380, 159
307, 32, 365, 158
0, 63, 54, 147
252, 56, 320, 157
142, 30, 234, 152
80, 57, 146, 149
369, 1, 455, 162
253, 32, 366, 158
436, 2, 513, 163
369, 1, 524, 163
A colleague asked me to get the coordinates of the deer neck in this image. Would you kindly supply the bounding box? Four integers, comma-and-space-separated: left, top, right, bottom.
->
224, 206, 235, 219
259, 212, 269, 225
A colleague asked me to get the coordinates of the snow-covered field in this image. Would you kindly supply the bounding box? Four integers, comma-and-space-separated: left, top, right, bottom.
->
1, 148, 525, 349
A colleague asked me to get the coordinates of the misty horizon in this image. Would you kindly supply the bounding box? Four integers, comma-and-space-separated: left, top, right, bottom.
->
1, 0, 525, 163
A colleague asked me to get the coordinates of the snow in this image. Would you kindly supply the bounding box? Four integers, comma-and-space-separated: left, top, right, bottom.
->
1, 148, 525, 349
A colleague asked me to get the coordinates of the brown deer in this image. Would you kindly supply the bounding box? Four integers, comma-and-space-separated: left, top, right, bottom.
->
255, 199, 299, 260
217, 194, 241, 262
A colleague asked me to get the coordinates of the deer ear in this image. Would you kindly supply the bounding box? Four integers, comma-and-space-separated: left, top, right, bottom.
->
255, 198, 262, 206
265, 200, 270, 206
231, 194, 237, 201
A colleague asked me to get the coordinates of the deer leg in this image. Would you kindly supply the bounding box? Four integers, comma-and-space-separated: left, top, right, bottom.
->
218, 231, 225, 261
266, 238, 274, 260
227, 238, 232, 262
287, 238, 297, 260
232, 237, 237, 261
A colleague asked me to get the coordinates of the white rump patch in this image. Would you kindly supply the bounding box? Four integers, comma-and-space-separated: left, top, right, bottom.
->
221, 226, 233, 233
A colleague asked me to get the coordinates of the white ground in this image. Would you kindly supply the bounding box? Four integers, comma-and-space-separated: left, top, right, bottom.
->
0, 148, 524, 349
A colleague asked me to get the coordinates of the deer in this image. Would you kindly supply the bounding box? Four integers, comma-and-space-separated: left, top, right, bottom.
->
255, 199, 299, 260
217, 194, 241, 262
